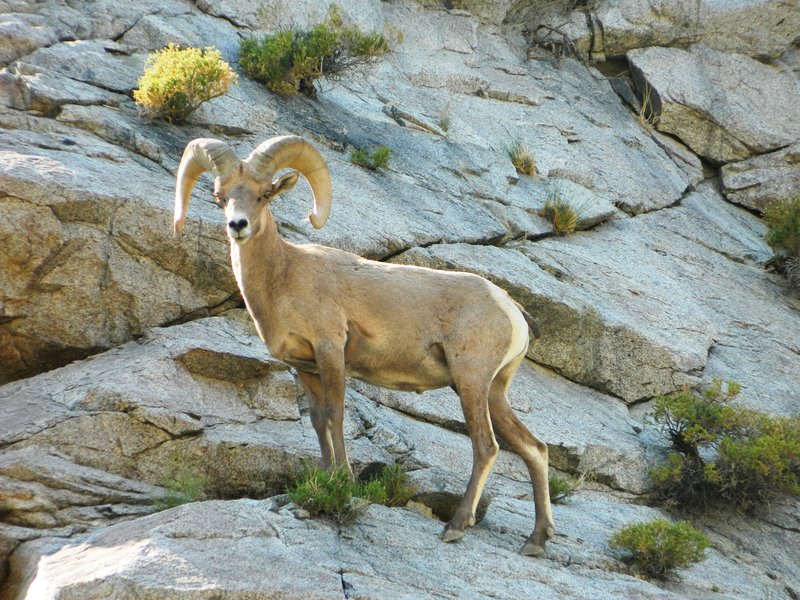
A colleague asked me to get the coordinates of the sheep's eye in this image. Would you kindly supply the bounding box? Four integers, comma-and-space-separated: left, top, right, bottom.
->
213, 194, 227, 208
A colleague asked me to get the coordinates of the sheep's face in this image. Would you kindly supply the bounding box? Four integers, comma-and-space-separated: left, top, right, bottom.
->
214, 170, 300, 245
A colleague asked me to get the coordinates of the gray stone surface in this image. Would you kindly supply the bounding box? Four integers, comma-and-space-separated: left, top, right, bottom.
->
513, 0, 800, 61
721, 142, 800, 212
628, 45, 800, 163
2, 0, 800, 598
4, 495, 797, 600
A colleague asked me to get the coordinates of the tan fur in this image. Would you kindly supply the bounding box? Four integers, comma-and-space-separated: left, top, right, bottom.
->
174, 137, 554, 556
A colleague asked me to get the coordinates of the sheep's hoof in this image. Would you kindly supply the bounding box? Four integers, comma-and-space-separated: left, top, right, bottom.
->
519, 541, 545, 557
441, 527, 465, 543
520, 526, 555, 557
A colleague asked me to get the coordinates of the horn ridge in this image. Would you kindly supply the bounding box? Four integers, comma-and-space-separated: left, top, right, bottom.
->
173, 138, 239, 235
245, 136, 332, 229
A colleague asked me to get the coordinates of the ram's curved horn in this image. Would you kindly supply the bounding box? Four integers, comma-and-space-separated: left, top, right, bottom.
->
174, 138, 240, 235
244, 135, 332, 229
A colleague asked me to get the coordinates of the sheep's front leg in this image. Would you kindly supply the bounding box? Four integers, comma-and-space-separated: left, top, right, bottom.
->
296, 371, 336, 469
307, 340, 351, 474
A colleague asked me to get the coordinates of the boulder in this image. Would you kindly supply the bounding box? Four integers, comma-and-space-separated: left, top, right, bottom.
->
628, 45, 800, 163
721, 142, 800, 212
3, 494, 795, 600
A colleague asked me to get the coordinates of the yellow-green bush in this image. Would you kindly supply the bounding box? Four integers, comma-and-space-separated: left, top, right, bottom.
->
239, 6, 389, 97
764, 193, 800, 259
764, 193, 800, 292
539, 190, 579, 235
505, 138, 536, 176
133, 44, 237, 123
650, 380, 800, 512
610, 519, 709, 579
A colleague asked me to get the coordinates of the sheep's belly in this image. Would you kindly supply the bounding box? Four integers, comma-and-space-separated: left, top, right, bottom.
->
350, 369, 453, 394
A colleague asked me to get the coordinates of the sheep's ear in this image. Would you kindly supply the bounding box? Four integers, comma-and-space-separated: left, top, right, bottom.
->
270, 171, 300, 197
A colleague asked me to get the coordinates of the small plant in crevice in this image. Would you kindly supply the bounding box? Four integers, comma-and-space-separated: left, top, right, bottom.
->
548, 473, 583, 503
438, 102, 452, 133
505, 138, 536, 176
133, 44, 237, 124
369, 463, 417, 507
610, 519, 709, 580
636, 81, 659, 129
351, 145, 391, 171
649, 379, 800, 513
288, 463, 415, 524
764, 193, 800, 292
157, 457, 210, 509
239, 5, 391, 98
538, 186, 582, 235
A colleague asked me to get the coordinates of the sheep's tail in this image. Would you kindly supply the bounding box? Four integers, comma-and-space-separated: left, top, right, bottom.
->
513, 300, 541, 340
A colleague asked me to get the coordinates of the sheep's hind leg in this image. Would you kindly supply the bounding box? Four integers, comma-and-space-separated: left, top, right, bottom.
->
488, 358, 554, 557
442, 377, 498, 543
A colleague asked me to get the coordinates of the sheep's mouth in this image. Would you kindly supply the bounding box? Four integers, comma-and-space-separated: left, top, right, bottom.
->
229, 231, 251, 245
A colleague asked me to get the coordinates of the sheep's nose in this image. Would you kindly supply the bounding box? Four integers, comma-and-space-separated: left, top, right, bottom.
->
228, 218, 248, 232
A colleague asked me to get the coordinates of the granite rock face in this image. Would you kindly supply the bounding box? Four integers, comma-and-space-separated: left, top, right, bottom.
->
628, 45, 800, 164
721, 142, 800, 213
511, 0, 800, 61
1, 0, 800, 598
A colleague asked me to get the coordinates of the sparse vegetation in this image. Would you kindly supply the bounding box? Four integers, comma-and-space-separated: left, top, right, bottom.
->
610, 519, 710, 580
351, 145, 391, 170
373, 463, 417, 507
637, 82, 658, 129
548, 474, 579, 503
288, 463, 416, 524
505, 138, 536, 176
650, 379, 800, 513
539, 188, 580, 235
764, 194, 800, 292
239, 6, 390, 97
438, 102, 452, 133
133, 44, 237, 124
157, 457, 209, 509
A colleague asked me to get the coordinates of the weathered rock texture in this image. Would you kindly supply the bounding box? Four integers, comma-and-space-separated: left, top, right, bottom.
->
1, 0, 800, 598
513, 0, 800, 62
628, 45, 800, 164
721, 142, 800, 213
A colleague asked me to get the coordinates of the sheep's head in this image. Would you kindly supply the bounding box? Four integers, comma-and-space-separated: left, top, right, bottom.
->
173, 136, 332, 244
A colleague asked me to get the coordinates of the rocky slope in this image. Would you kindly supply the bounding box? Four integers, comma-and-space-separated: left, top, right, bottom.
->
1, 0, 799, 598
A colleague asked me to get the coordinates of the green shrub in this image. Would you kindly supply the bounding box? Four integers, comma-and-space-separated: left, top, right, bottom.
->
239, 6, 390, 97
549, 475, 578, 503
650, 380, 800, 512
288, 463, 415, 524
351, 145, 391, 170
505, 138, 536, 176
764, 193, 800, 259
157, 458, 209, 509
610, 519, 709, 579
370, 463, 417, 507
133, 44, 237, 123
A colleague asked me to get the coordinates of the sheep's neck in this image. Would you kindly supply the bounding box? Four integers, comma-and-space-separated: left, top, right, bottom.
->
230, 210, 288, 336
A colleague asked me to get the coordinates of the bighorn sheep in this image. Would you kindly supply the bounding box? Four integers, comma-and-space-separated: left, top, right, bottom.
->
173, 135, 554, 555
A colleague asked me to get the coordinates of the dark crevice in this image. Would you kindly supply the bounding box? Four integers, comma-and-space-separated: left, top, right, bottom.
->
375, 233, 507, 263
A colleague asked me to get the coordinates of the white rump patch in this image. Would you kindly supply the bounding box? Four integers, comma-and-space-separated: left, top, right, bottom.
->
487, 282, 529, 374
